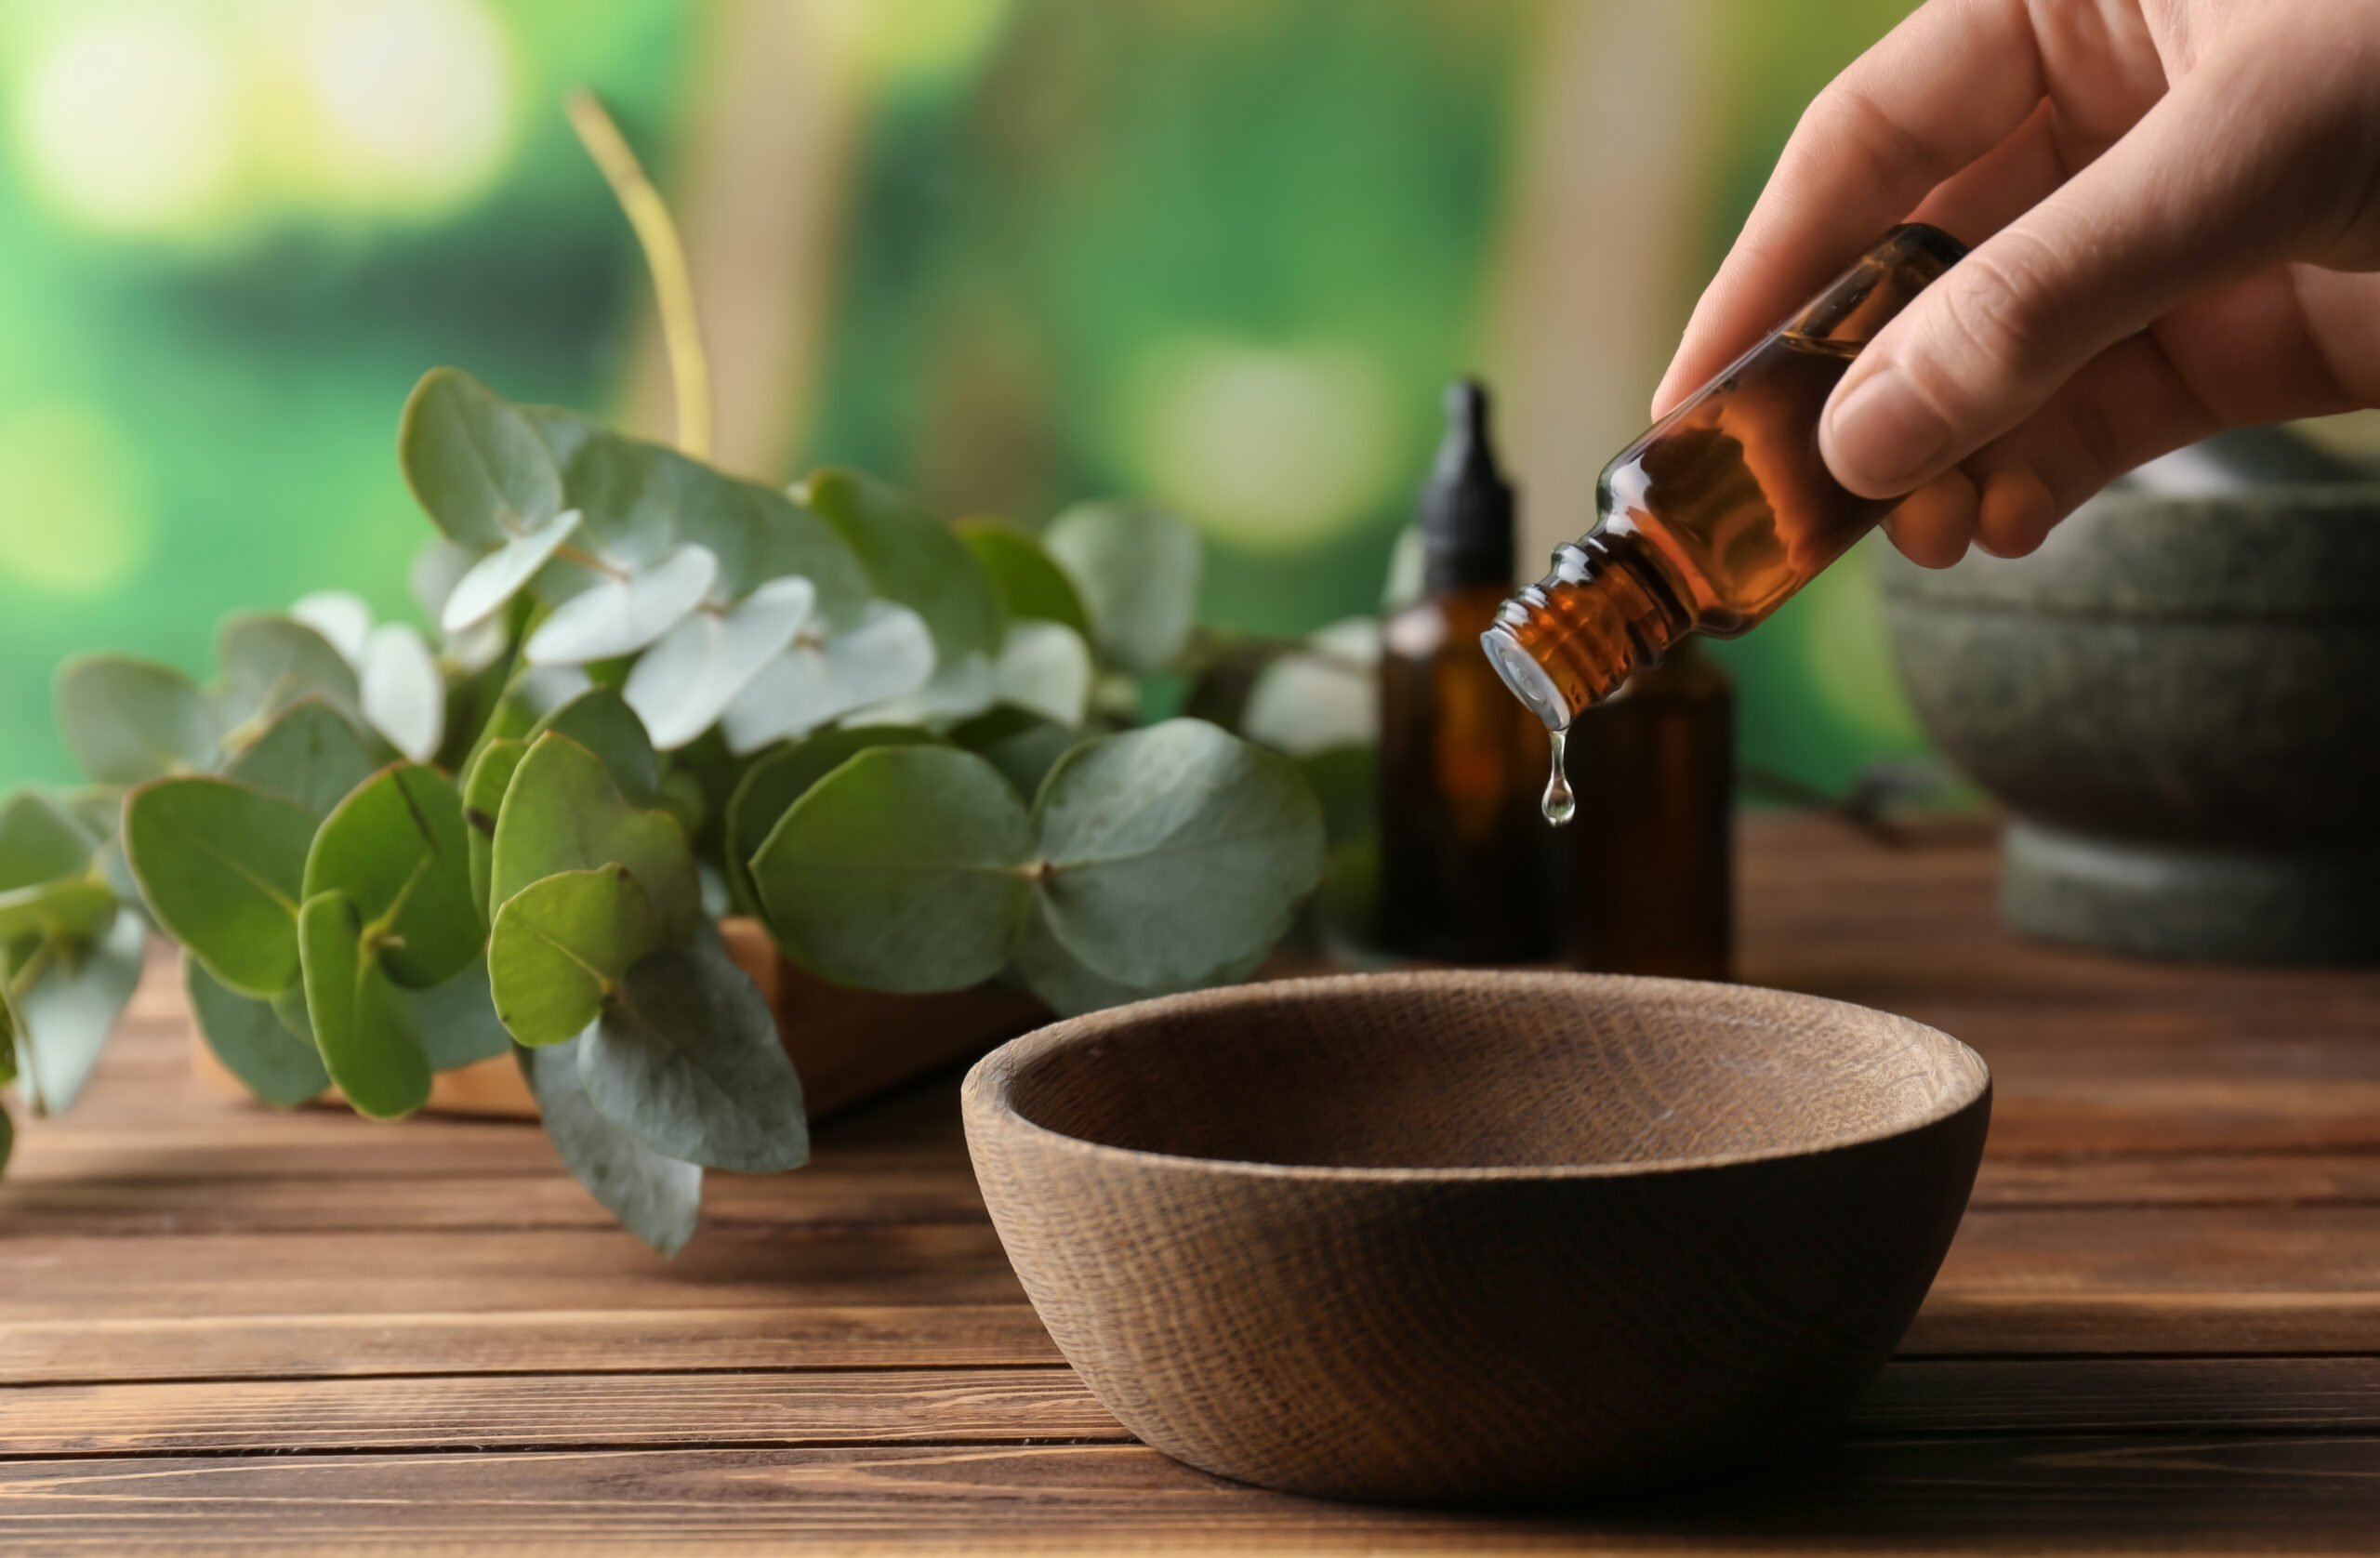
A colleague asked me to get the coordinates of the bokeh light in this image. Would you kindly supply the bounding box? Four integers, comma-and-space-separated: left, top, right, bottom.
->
0, 404, 149, 596
290, 0, 515, 209
808, 0, 1012, 90
17, 11, 242, 234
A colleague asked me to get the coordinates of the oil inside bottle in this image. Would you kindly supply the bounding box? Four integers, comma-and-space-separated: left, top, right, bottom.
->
1541, 725, 1575, 825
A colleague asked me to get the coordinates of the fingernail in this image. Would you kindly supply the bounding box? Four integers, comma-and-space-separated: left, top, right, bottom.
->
1827, 365, 1954, 495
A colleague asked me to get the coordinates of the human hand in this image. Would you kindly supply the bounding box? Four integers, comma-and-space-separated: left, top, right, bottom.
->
1653, 0, 2380, 566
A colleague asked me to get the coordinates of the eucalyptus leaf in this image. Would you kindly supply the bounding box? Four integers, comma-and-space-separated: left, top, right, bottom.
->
1044, 502, 1203, 673
0, 790, 98, 891
13, 909, 144, 1115
0, 877, 119, 947
524, 1036, 702, 1257
288, 591, 373, 665
490, 866, 665, 1047
1011, 898, 1266, 1019
720, 601, 936, 755
271, 982, 313, 1041
524, 544, 717, 666
304, 764, 482, 989
297, 889, 430, 1120
407, 958, 513, 1071
802, 468, 1003, 664
668, 460, 869, 626
553, 431, 679, 567
399, 367, 566, 548
218, 614, 363, 731
751, 746, 1031, 993
226, 701, 382, 822
1033, 719, 1324, 988
490, 733, 700, 940
57, 655, 218, 785
956, 519, 1091, 635
955, 710, 1079, 801
624, 576, 816, 751
441, 507, 584, 633
1240, 617, 1381, 757
186, 956, 327, 1108
994, 621, 1091, 727
520, 402, 598, 472
460, 738, 528, 920
578, 931, 807, 1172
524, 687, 659, 804
721, 727, 942, 918
852, 651, 996, 729
124, 777, 317, 997
359, 624, 446, 763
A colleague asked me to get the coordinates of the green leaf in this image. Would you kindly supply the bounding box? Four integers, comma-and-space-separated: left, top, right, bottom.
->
1044, 502, 1203, 674
720, 602, 938, 754
399, 367, 566, 548
0, 878, 119, 948
956, 519, 1091, 636
271, 982, 314, 1042
218, 614, 363, 731
578, 931, 807, 1172
623, 576, 816, 751
297, 889, 430, 1120
440, 508, 583, 633
461, 739, 528, 921
802, 468, 1004, 664
524, 544, 718, 666
490, 867, 665, 1047
525, 688, 661, 804
1011, 898, 1265, 1019
0, 790, 99, 891
523, 1036, 702, 1257
57, 655, 218, 786
124, 777, 317, 998
994, 621, 1092, 727
187, 957, 327, 1108
491, 733, 700, 940
520, 402, 598, 472
13, 909, 144, 1115
721, 727, 943, 918
751, 746, 1031, 993
1033, 719, 1324, 988
226, 701, 383, 822
954, 710, 1079, 802
303, 765, 483, 990
668, 459, 871, 627
358, 624, 447, 763
551, 430, 679, 565
407, 960, 513, 1071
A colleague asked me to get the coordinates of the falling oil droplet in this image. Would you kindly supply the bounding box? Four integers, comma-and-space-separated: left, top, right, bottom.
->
1541, 724, 1576, 826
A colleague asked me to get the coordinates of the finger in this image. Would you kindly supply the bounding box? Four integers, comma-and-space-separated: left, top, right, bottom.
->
1881, 469, 1978, 568
1652, 0, 2047, 416
1908, 98, 2068, 244
1819, 41, 2351, 499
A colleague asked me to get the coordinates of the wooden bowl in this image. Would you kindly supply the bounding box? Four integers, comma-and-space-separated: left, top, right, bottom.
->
962, 970, 1990, 1506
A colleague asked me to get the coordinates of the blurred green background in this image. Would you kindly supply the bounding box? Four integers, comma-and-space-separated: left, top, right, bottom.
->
0, 0, 1931, 795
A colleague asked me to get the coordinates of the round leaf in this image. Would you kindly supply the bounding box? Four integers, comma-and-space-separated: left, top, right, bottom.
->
624, 576, 816, 751
667, 459, 870, 626
226, 701, 382, 822
1044, 502, 1203, 674
524, 544, 718, 666
720, 602, 936, 755
0, 790, 99, 891
1033, 719, 1325, 988
491, 733, 700, 940
750, 746, 1031, 993
288, 591, 373, 666
57, 655, 218, 786
461, 738, 528, 921
297, 889, 430, 1120
524, 1036, 702, 1257
525, 688, 660, 805
721, 727, 943, 918
406, 959, 514, 1072
956, 519, 1091, 635
994, 621, 1091, 728
441, 507, 584, 633
553, 431, 679, 567
14, 909, 145, 1115
1010, 897, 1266, 1019
490, 866, 666, 1048
360, 624, 446, 764
0, 878, 119, 949
187, 956, 327, 1108
399, 367, 566, 548
218, 615, 362, 731
801, 468, 1004, 663
124, 777, 317, 998
303, 765, 482, 989
851, 651, 995, 729
577, 931, 808, 1173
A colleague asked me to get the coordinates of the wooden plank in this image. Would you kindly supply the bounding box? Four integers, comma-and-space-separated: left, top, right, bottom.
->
1972, 1153, 2380, 1209
1937, 1206, 2380, 1292
7, 1437, 2380, 1553
1847, 1356, 2380, 1435
1904, 1291, 2380, 1356
0, 1369, 1123, 1457
0, 1307, 1064, 1386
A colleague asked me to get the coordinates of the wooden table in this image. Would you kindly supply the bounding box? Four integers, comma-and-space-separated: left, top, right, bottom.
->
6, 813, 2379, 1552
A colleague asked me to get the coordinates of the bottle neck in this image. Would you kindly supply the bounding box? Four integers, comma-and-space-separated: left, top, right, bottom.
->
1478, 533, 1692, 729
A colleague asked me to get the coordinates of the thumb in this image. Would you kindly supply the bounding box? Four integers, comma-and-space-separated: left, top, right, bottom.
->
1818, 46, 2325, 499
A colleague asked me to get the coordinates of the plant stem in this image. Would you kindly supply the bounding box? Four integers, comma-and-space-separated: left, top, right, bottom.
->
566, 87, 713, 462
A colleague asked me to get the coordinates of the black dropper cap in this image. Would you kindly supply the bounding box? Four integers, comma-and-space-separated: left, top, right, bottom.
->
1420, 378, 1515, 594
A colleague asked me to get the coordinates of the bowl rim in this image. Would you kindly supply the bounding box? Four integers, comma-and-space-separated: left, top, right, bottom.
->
963, 970, 1991, 1184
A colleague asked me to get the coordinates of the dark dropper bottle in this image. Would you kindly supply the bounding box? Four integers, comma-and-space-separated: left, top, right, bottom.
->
1480, 224, 1966, 817
1378, 380, 1562, 962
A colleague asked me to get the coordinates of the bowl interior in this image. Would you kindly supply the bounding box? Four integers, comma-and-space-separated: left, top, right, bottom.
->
1003, 973, 1985, 1172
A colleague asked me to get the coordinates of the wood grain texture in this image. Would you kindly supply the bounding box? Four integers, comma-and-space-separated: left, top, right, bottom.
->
965, 972, 1992, 1504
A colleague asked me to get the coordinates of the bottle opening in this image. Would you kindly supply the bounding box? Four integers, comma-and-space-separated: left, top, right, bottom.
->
1481, 626, 1570, 732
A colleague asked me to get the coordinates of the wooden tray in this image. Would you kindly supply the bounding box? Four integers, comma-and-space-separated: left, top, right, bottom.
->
190, 918, 1050, 1122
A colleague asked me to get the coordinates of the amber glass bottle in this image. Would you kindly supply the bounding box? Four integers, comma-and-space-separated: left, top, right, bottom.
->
1379, 381, 1561, 962
1567, 639, 1733, 979
1481, 224, 1966, 733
